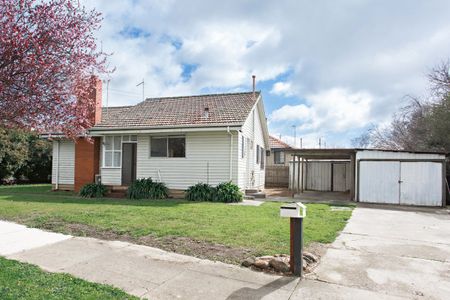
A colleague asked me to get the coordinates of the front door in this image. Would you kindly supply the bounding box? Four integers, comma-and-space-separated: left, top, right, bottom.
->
122, 143, 137, 186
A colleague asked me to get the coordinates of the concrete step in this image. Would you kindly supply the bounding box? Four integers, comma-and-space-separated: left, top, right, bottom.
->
244, 195, 255, 200
245, 189, 259, 195
248, 192, 266, 199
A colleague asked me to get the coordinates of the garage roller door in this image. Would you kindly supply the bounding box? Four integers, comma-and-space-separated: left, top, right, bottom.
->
359, 161, 443, 206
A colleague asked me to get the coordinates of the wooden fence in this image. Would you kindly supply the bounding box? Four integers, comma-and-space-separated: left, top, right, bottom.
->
265, 165, 289, 187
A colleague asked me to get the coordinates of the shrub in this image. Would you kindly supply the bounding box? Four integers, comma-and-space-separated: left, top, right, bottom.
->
185, 183, 214, 201
79, 183, 107, 198
127, 178, 168, 199
213, 181, 243, 203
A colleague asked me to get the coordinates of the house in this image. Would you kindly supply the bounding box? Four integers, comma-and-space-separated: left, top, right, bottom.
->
267, 135, 294, 167
265, 135, 295, 187
287, 148, 447, 207
49, 79, 270, 195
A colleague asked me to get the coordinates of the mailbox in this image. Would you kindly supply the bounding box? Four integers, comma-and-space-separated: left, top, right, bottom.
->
280, 202, 306, 277
280, 202, 306, 218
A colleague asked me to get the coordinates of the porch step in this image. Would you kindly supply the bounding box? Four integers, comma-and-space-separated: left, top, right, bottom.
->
247, 192, 266, 199
244, 195, 255, 200
245, 189, 259, 195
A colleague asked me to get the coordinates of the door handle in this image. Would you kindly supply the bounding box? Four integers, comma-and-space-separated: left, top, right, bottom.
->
398, 180, 403, 183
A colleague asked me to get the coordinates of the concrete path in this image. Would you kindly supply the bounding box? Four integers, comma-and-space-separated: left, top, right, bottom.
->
1, 220, 299, 299
295, 207, 450, 299
1, 206, 449, 299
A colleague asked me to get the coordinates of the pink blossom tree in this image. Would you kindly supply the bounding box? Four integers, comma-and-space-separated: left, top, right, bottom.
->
0, 0, 112, 138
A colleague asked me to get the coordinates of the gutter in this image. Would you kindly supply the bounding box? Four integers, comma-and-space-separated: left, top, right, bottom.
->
88, 126, 242, 136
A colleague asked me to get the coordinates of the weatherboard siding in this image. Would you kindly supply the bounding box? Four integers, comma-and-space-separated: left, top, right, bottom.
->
51, 140, 75, 185
238, 102, 266, 189
136, 132, 238, 190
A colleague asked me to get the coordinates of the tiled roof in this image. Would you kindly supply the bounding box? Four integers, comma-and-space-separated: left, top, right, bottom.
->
94, 92, 260, 129
269, 135, 292, 149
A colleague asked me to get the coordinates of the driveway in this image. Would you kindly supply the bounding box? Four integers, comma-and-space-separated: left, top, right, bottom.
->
294, 206, 450, 299
1, 206, 449, 299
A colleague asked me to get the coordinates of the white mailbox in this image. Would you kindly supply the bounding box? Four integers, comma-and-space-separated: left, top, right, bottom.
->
280, 202, 306, 218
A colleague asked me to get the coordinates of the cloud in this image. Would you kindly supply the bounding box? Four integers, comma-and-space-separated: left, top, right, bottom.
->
270, 81, 295, 97
270, 88, 373, 133
80, 0, 450, 146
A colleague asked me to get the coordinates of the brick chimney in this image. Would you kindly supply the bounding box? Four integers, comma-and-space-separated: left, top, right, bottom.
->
89, 76, 102, 125
74, 76, 102, 192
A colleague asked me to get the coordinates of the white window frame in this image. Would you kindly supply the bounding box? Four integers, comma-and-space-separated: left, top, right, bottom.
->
102, 136, 122, 168
149, 135, 186, 158
241, 135, 245, 159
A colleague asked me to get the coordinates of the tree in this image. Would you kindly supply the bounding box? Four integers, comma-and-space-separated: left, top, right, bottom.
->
0, 128, 52, 183
0, 0, 111, 138
354, 60, 450, 153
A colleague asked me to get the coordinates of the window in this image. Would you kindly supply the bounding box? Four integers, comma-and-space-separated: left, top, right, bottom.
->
241, 135, 245, 158
274, 151, 285, 164
256, 145, 260, 164
150, 136, 186, 158
103, 136, 122, 167
260, 147, 265, 169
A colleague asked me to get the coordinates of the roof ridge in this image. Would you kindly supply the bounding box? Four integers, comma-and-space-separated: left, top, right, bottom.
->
269, 135, 293, 148
142, 90, 261, 102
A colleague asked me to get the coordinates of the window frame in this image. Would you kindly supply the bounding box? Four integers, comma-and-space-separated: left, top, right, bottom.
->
149, 135, 186, 158
102, 136, 123, 168
274, 151, 285, 165
260, 147, 265, 170
241, 135, 245, 159
256, 145, 260, 164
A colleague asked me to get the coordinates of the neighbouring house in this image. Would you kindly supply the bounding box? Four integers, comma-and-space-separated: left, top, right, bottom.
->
265, 135, 295, 187
48, 79, 270, 195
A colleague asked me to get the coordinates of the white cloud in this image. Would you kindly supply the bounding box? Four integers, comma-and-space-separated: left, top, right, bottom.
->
270, 81, 294, 96
79, 0, 450, 145
270, 88, 373, 133
270, 104, 311, 122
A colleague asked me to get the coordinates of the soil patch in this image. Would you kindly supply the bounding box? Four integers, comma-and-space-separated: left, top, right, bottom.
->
31, 219, 328, 269
38, 221, 254, 265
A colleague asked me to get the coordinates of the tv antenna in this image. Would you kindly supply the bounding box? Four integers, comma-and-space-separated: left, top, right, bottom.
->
136, 79, 145, 101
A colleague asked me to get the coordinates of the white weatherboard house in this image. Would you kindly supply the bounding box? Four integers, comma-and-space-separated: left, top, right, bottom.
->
50, 85, 270, 195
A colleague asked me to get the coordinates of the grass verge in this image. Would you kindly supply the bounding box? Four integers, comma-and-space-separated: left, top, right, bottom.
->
0, 256, 136, 300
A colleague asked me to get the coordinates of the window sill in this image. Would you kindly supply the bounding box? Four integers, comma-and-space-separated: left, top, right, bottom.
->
101, 167, 122, 169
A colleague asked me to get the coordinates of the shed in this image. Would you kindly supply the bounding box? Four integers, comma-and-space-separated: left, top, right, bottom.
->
288, 148, 447, 207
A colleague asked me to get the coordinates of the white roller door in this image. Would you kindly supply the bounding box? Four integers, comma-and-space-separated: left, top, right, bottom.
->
358, 160, 443, 206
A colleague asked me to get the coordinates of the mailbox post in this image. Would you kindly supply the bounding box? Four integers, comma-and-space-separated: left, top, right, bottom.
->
280, 202, 306, 277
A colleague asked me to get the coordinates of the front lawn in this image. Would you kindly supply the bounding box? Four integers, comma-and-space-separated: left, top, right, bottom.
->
0, 256, 136, 300
0, 184, 353, 261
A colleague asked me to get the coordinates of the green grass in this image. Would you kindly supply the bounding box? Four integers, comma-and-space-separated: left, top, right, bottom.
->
0, 184, 353, 255
0, 256, 137, 300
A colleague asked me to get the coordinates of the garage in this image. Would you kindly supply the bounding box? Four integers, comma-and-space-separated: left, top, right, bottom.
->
356, 150, 447, 207
288, 148, 447, 207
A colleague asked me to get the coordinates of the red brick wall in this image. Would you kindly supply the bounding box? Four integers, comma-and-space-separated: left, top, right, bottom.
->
74, 137, 100, 192
87, 77, 102, 125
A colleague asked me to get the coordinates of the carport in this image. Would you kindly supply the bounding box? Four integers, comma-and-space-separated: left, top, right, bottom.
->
287, 148, 447, 206
286, 149, 357, 201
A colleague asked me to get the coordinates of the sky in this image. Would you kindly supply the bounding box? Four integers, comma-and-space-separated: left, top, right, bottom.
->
83, 0, 450, 148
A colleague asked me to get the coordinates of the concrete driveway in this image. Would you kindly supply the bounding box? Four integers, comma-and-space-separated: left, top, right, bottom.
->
1, 206, 449, 299
295, 206, 450, 299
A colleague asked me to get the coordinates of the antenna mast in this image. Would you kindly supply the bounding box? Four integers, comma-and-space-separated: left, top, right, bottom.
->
136, 78, 145, 101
